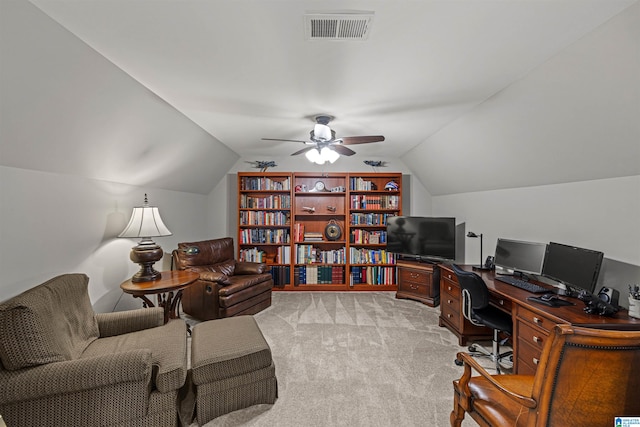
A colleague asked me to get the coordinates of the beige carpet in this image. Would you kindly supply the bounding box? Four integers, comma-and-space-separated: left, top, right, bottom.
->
187, 292, 492, 426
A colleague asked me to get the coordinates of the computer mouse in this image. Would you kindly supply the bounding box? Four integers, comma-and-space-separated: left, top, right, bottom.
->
541, 294, 556, 302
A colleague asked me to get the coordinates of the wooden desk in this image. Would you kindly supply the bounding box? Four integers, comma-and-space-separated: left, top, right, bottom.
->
120, 270, 199, 323
438, 264, 640, 374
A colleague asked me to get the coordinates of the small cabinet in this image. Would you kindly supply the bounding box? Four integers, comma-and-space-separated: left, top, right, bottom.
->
395, 260, 440, 307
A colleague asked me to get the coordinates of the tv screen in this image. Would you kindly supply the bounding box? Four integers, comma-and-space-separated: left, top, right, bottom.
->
494, 238, 547, 275
386, 216, 456, 261
541, 242, 604, 293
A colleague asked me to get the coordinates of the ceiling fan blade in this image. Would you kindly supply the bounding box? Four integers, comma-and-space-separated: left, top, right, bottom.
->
340, 135, 385, 145
262, 138, 309, 144
332, 145, 356, 156
291, 146, 314, 156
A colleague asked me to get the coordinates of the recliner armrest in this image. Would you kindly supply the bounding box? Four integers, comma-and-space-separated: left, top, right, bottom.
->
96, 307, 165, 337
235, 261, 267, 275
198, 271, 231, 285
0, 350, 152, 404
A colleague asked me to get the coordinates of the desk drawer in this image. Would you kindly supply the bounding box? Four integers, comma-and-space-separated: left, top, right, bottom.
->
515, 305, 554, 333
517, 338, 542, 375
399, 268, 429, 284
490, 294, 512, 313
441, 301, 461, 330
516, 320, 548, 353
397, 279, 428, 297
441, 278, 460, 300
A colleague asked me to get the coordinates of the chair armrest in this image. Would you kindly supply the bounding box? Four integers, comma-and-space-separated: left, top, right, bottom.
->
0, 350, 152, 404
235, 261, 267, 275
455, 352, 537, 409
198, 271, 231, 285
96, 307, 164, 337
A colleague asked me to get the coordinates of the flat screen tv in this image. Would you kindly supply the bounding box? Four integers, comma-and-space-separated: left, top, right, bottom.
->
494, 238, 547, 276
541, 242, 604, 293
386, 216, 456, 261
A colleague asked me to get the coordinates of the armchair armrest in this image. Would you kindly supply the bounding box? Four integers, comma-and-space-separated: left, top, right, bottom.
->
96, 307, 164, 337
235, 261, 267, 275
198, 271, 231, 285
0, 350, 152, 404
455, 352, 537, 409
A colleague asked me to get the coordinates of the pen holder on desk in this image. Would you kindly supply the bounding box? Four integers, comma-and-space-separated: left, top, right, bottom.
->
628, 297, 640, 319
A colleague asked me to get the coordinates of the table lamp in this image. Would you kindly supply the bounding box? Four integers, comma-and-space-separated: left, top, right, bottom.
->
119, 194, 172, 282
467, 231, 491, 271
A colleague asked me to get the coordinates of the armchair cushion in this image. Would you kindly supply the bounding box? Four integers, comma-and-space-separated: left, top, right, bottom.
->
0, 305, 68, 370
82, 318, 188, 393
0, 274, 98, 371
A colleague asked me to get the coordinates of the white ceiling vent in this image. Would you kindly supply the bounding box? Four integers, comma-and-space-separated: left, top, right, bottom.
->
305, 11, 374, 41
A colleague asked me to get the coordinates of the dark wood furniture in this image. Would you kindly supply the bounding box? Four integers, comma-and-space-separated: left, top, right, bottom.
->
451, 324, 640, 427
238, 172, 402, 291
120, 270, 199, 323
439, 264, 640, 374
395, 259, 440, 306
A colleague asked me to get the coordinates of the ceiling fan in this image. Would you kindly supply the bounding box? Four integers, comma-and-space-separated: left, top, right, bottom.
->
262, 115, 385, 158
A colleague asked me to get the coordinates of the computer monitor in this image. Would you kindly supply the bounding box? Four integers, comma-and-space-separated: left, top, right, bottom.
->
541, 242, 604, 294
494, 238, 547, 276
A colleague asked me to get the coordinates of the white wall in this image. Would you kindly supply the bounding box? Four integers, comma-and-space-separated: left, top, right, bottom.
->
433, 175, 640, 303
0, 166, 209, 310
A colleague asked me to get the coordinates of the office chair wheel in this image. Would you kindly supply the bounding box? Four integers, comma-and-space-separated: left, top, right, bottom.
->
454, 358, 463, 366
468, 345, 477, 352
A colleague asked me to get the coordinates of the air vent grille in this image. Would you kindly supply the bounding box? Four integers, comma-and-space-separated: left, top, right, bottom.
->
305, 12, 374, 41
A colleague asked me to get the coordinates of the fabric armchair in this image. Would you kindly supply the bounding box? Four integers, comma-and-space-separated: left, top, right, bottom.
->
0, 274, 188, 427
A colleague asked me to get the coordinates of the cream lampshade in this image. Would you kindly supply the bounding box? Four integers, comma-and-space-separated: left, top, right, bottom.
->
119, 194, 172, 282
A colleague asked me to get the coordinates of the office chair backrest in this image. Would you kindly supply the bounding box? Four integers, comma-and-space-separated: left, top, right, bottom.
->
451, 264, 490, 310
531, 324, 640, 426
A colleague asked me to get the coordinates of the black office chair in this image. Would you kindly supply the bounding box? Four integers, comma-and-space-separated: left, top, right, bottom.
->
451, 264, 513, 374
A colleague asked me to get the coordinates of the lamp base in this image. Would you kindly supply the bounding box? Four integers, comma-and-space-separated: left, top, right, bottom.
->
472, 265, 492, 271
129, 244, 164, 282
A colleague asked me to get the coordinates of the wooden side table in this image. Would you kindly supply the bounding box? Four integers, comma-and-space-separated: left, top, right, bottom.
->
120, 270, 199, 323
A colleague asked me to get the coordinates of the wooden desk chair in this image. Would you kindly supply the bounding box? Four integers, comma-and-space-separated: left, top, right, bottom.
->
451, 324, 640, 427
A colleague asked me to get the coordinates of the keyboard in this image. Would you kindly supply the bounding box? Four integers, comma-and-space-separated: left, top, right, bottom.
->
495, 275, 548, 293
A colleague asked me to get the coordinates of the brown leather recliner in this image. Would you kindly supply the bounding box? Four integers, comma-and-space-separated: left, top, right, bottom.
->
172, 237, 273, 321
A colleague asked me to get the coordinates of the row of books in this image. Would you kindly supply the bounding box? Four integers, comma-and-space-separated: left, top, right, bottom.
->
275, 245, 291, 264
239, 194, 291, 209
295, 244, 346, 264
239, 210, 290, 226
349, 247, 396, 264
349, 266, 396, 285
238, 247, 266, 263
269, 265, 290, 287
240, 177, 290, 191
350, 195, 400, 210
239, 228, 290, 244
350, 229, 387, 244
349, 177, 375, 191
350, 212, 396, 226
294, 265, 344, 285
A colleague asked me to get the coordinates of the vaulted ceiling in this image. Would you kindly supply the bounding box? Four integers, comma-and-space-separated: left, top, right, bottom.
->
2, 1, 639, 196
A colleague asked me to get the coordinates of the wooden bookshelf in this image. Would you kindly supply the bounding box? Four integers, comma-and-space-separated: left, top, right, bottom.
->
237, 172, 402, 291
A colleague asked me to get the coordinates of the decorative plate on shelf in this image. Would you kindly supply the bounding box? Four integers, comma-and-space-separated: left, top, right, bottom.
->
324, 219, 342, 241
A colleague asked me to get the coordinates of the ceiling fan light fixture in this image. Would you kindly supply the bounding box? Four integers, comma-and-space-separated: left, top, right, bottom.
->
321, 147, 340, 163
305, 148, 322, 163
313, 124, 332, 142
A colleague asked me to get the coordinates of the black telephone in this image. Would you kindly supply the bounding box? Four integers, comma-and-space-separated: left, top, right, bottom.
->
483, 256, 495, 270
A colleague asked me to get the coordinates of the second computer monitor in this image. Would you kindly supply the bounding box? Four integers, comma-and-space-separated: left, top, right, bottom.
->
494, 238, 547, 276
